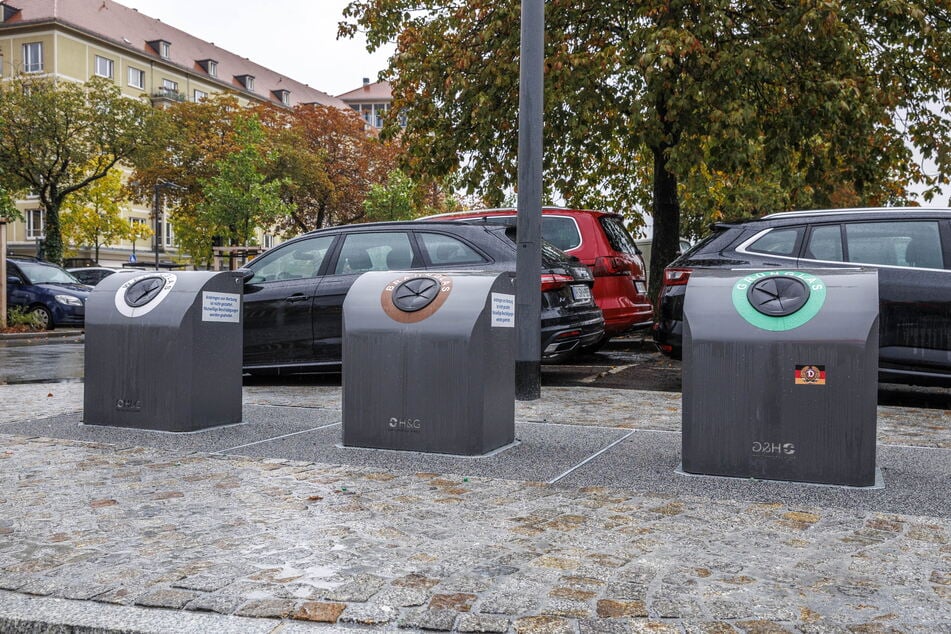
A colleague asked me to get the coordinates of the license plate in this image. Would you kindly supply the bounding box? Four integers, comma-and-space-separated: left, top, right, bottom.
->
635, 281, 647, 294
571, 284, 592, 302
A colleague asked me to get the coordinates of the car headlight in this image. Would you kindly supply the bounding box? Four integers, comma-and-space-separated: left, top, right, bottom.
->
55, 294, 83, 306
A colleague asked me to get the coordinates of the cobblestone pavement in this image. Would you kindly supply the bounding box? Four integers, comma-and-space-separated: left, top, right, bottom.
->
0, 382, 948, 633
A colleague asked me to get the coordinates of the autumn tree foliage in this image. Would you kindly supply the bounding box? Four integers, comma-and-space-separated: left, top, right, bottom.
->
341, 0, 951, 294
130, 95, 249, 264
60, 165, 136, 263
132, 96, 411, 262
0, 76, 159, 265
260, 103, 403, 234
195, 117, 293, 248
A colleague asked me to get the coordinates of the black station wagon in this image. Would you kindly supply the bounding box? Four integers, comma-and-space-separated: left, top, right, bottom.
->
654, 208, 951, 387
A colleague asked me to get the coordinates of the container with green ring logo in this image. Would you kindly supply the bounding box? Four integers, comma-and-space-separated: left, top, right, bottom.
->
732, 270, 826, 331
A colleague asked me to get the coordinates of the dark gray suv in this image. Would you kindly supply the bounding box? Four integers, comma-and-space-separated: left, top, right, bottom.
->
654, 208, 951, 386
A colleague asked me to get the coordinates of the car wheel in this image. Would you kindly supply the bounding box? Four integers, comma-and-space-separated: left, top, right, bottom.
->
30, 305, 54, 330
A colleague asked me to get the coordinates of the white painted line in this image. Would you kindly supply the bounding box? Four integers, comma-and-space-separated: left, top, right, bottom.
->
518, 419, 675, 433
579, 363, 635, 384
218, 421, 341, 453
547, 430, 637, 484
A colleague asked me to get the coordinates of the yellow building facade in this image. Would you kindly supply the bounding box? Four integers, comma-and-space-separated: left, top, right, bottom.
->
0, 0, 344, 267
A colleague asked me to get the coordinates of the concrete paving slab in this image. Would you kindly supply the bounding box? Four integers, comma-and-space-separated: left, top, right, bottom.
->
0, 404, 340, 454
221, 421, 632, 485
553, 429, 951, 518
0, 589, 288, 633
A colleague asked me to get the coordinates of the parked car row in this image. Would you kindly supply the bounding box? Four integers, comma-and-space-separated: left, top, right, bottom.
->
12, 206, 949, 388
654, 207, 951, 387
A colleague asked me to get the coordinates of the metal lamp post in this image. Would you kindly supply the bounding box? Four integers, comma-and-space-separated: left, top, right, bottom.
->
515, 0, 544, 400
152, 180, 180, 270
0, 218, 7, 329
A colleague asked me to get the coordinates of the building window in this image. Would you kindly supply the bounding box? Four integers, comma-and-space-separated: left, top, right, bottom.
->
159, 79, 179, 99
273, 89, 290, 105
26, 208, 45, 239
206, 60, 217, 77
22, 42, 42, 73
94, 55, 114, 79
193, 89, 207, 102
236, 74, 255, 91
164, 218, 174, 247
128, 66, 145, 89
351, 103, 391, 129
263, 234, 274, 250
147, 39, 170, 58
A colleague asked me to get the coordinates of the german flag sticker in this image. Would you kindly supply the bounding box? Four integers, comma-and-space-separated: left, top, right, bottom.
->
795, 365, 826, 385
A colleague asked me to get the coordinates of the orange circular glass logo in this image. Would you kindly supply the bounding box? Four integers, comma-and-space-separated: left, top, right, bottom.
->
380, 274, 453, 323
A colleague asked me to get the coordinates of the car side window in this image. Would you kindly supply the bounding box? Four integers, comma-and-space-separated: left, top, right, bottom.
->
804, 225, 844, 262
542, 217, 582, 251
246, 235, 335, 283
598, 216, 640, 256
845, 221, 945, 269
334, 232, 415, 274
747, 227, 803, 256
418, 232, 487, 265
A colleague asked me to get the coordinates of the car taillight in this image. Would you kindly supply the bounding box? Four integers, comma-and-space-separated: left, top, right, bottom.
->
593, 256, 631, 276
663, 267, 692, 286
540, 273, 574, 292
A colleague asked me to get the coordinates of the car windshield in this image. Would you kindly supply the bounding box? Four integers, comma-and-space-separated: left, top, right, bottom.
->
18, 261, 80, 284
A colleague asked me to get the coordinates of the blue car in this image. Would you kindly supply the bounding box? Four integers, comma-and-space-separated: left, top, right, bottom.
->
6, 258, 92, 329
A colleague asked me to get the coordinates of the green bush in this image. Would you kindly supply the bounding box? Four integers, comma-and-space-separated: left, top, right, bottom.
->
6, 306, 42, 330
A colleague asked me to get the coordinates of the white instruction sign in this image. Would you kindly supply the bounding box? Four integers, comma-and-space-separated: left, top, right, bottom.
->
491, 293, 515, 327
202, 292, 241, 323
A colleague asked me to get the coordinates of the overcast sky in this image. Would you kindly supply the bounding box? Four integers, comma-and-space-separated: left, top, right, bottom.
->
122, 0, 395, 97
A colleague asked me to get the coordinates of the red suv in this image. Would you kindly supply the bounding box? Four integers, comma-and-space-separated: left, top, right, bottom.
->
421, 208, 653, 343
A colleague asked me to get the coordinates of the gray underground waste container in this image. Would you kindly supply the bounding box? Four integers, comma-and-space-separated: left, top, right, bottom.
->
681, 268, 879, 486
83, 270, 244, 432
342, 270, 515, 455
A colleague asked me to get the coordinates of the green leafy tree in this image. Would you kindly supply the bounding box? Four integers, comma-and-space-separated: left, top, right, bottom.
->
363, 168, 454, 220
192, 116, 294, 259
342, 0, 951, 295
0, 184, 22, 222
0, 76, 158, 265
364, 169, 417, 221
60, 166, 134, 263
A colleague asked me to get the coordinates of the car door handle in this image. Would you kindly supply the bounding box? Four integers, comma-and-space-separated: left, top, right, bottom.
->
284, 294, 308, 303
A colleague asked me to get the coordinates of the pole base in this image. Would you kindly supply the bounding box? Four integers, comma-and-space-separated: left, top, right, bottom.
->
515, 360, 541, 401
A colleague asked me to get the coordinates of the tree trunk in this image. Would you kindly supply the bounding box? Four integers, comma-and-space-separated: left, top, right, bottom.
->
649, 143, 681, 309
43, 202, 64, 266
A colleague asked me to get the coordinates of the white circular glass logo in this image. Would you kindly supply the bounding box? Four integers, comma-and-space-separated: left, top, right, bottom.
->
114, 273, 177, 317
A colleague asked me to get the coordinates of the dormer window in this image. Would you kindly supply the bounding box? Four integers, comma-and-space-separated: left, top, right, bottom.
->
273, 89, 290, 106
235, 74, 255, 91
2, 4, 21, 21
198, 59, 218, 77
147, 39, 171, 59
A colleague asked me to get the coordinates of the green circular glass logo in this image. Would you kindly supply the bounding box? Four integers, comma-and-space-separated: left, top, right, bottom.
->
732, 271, 826, 331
